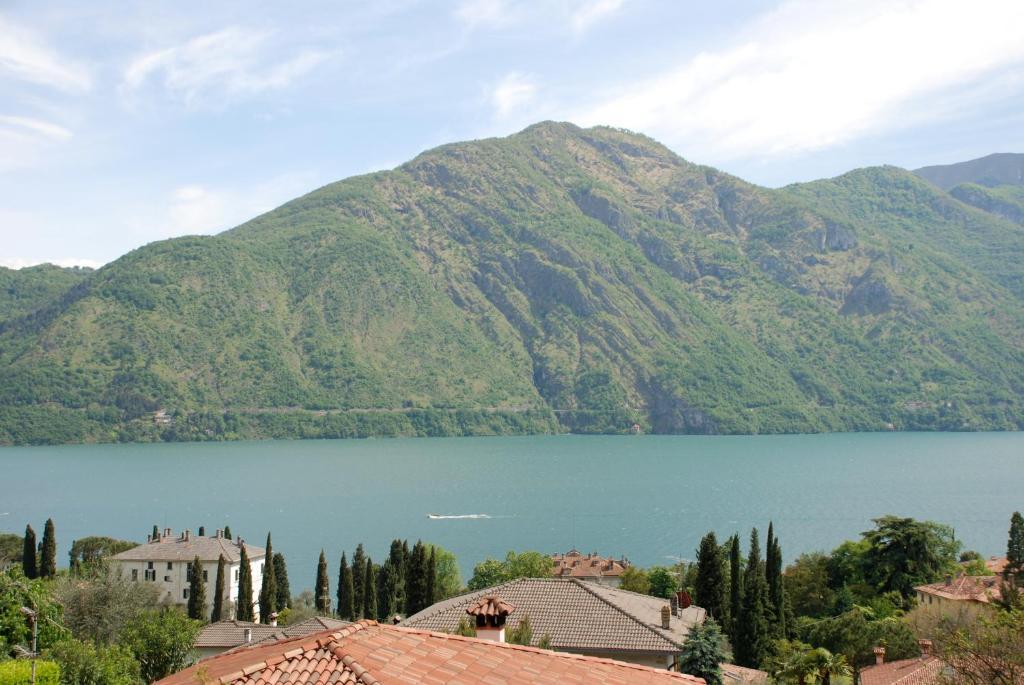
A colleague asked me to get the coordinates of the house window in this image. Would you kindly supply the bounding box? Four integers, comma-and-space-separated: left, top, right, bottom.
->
183, 589, 189, 599
147, 562, 154, 569
164, 575, 171, 582
203, 571, 208, 582
167, 562, 173, 570
145, 569, 156, 581
235, 569, 240, 582
131, 569, 138, 581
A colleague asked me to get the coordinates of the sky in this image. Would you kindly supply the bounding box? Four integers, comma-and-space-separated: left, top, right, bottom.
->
2, 0, 1023, 269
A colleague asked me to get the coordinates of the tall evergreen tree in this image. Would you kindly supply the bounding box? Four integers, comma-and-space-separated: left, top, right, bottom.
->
188, 555, 207, 621
352, 544, 366, 618
337, 552, 354, 620
766, 525, 788, 638
387, 539, 407, 614
223, 525, 232, 541
678, 619, 726, 685
212, 554, 227, 622
315, 550, 331, 615
39, 519, 56, 578
728, 534, 742, 647
259, 533, 277, 623
377, 559, 398, 621
406, 541, 429, 615
22, 525, 37, 579
1008, 511, 1024, 575
236, 544, 254, 621
735, 528, 769, 669
695, 531, 727, 623
363, 558, 377, 620
273, 553, 291, 610
426, 547, 437, 608
151, 524, 159, 541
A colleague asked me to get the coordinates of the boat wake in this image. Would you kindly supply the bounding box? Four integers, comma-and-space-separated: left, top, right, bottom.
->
427, 513, 491, 520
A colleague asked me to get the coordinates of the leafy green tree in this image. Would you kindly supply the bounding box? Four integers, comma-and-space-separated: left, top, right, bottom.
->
467, 559, 506, 590
861, 516, 960, 598
259, 533, 277, 623
67, 537, 137, 574
0, 534, 22, 566
351, 544, 366, 619
187, 556, 206, 621
236, 545, 254, 621
120, 608, 200, 683
337, 552, 354, 620
784, 552, 837, 619
0, 569, 67, 656
363, 559, 376, 620
47, 638, 141, 685
729, 533, 742, 646
1007, 511, 1024, 576
0, 659, 60, 685
22, 525, 37, 579
211, 554, 227, 622
735, 528, 769, 668
425, 544, 462, 600
273, 552, 291, 610
695, 531, 727, 623
55, 566, 159, 644
39, 519, 56, 579
678, 618, 726, 685
826, 539, 870, 592
619, 566, 651, 595
797, 607, 918, 669
315, 550, 330, 615
934, 608, 1024, 681
810, 648, 851, 685
648, 566, 679, 599
467, 550, 552, 590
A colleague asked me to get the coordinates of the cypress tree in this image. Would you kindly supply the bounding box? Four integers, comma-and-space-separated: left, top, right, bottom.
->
426, 547, 437, 608
151, 524, 159, 541
224, 525, 232, 541
377, 559, 397, 621
1007, 511, 1024, 575
729, 534, 742, 646
315, 550, 331, 615
212, 554, 227, 622
188, 555, 207, 621
363, 558, 377, 620
352, 544, 366, 618
387, 540, 406, 614
406, 541, 429, 615
236, 544, 254, 621
735, 529, 769, 669
695, 531, 727, 623
338, 552, 354, 620
764, 523, 780, 635
273, 553, 291, 610
259, 533, 277, 623
39, 519, 56, 578
766, 525, 787, 638
22, 525, 37, 579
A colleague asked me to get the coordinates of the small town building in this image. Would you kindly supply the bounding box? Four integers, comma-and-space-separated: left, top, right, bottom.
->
913, 573, 1009, 622
551, 549, 629, 586
401, 577, 706, 670
110, 528, 265, 621
194, 617, 348, 660
858, 642, 942, 685
156, 621, 707, 685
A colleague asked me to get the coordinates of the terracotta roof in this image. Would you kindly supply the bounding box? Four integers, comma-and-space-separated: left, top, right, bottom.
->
859, 657, 942, 685
198, 618, 350, 650
552, 550, 628, 578
986, 556, 1009, 574
915, 574, 1004, 604
111, 534, 264, 563
466, 595, 515, 619
402, 577, 705, 655
157, 622, 706, 685
720, 663, 769, 684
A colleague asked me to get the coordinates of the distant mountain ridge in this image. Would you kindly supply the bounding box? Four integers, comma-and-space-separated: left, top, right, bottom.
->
1, 124, 1022, 445
914, 152, 1024, 190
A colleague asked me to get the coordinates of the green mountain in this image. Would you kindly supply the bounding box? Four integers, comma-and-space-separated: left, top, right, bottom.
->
914, 152, 1024, 191
2, 123, 1023, 445
0, 264, 93, 327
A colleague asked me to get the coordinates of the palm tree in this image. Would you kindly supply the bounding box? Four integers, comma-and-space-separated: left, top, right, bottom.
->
808, 648, 850, 685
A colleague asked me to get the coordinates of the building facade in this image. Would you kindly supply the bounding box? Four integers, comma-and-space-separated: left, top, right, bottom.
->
111, 528, 265, 621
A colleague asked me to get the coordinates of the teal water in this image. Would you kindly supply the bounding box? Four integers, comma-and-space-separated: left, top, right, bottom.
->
2, 433, 1021, 590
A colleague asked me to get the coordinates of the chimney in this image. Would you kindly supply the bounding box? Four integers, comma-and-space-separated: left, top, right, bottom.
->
164, 527, 171, 539
945, 574, 953, 586
184, 529, 190, 541
466, 595, 515, 643
216, 528, 223, 539
198, 526, 205, 537
660, 604, 671, 629
670, 595, 679, 617
874, 646, 886, 666
918, 639, 932, 658
146, 534, 151, 543
268, 612, 279, 627
243, 628, 252, 644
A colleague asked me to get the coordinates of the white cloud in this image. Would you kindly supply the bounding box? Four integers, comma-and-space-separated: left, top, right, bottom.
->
455, 0, 513, 27
490, 72, 537, 118
0, 114, 72, 141
571, 0, 1024, 161
123, 27, 333, 107
569, 0, 624, 34
0, 15, 91, 91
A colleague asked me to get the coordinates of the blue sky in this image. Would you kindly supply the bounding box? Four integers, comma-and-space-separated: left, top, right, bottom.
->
2, 0, 1023, 268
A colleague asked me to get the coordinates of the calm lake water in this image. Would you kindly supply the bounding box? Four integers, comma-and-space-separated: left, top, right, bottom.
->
2, 433, 1022, 590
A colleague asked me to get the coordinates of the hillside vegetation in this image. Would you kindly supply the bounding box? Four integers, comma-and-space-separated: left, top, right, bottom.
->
2, 123, 1023, 444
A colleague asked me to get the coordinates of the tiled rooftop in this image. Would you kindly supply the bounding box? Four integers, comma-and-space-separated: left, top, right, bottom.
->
859, 657, 942, 685
720, 663, 768, 684
157, 621, 707, 685
197, 618, 350, 650
111, 530, 264, 563
401, 577, 705, 654
915, 574, 1004, 604
552, 550, 628, 578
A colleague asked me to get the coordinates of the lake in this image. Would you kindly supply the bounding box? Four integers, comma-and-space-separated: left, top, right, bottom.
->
2, 432, 1021, 590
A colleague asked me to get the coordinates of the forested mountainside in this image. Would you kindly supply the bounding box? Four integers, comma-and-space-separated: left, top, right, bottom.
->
2, 123, 1023, 445
0, 265, 92, 327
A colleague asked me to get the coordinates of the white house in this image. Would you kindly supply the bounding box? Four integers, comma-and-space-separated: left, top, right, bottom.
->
111, 528, 265, 621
